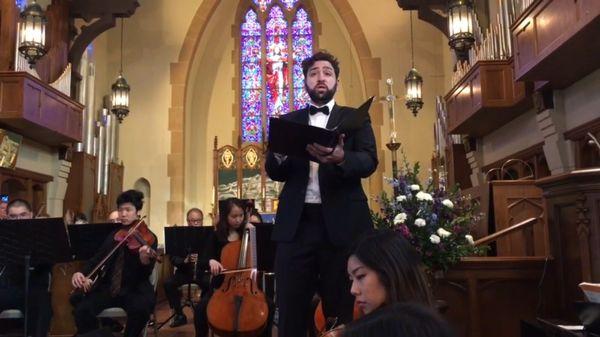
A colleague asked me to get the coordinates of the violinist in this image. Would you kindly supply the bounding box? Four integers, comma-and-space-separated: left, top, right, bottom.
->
0, 199, 52, 337
71, 190, 157, 337
193, 198, 248, 337
163, 207, 206, 327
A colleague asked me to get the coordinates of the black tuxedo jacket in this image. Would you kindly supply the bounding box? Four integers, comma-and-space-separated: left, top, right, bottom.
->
266, 104, 378, 247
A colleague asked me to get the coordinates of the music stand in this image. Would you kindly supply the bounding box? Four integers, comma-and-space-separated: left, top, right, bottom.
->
254, 223, 277, 302
67, 223, 122, 260
0, 217, 71, 337
161, 226, 214, 329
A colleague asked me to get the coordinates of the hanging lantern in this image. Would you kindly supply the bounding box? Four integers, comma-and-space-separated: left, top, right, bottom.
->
111, 74, 130, 122
111, 19, 130, 123
404, 68, 423, 117
18, 0, 47, 67
448, 0, 475, 52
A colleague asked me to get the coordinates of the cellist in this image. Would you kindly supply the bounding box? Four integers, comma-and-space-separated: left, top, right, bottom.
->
70, 190, 157, 337
193, 197, 248, 337
193, 198, 273, 337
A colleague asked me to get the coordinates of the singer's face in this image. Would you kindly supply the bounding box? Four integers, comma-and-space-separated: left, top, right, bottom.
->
118, 202, 139, 226
305, 60, 338, 105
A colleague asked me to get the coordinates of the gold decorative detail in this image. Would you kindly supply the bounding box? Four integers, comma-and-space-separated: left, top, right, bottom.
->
221, 149, 234, 168
245, 148, 258, 168
0, 130, 22, 169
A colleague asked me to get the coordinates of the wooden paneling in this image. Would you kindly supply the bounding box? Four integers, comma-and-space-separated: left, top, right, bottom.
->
63, 152, 97, 220
444, 59, 532, 137
536, 169, 600, 318
446, 143, 471, 189
435, 257, 558, 337
0, 0, 18, 72
0, 166, 52, 214
0, 72, 83, 146
490, 181, 548, 256
35, 0, 70, 84
563, 116, 600, 169
512, 0, 600, 88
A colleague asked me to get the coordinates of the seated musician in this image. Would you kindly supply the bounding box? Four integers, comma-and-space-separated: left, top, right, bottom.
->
163, 207, 206, 327
71, 190, 157, 337
0, 199, 52, 337
193, 198, 249, 337
342, 302, 454, 337
347, 229, 434, 316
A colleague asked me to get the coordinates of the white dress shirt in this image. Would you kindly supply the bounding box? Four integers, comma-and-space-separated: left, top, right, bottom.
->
304, 99, 336, 204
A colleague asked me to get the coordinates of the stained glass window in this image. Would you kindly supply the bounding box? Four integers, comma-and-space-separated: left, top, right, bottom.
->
240, 1, 314, 143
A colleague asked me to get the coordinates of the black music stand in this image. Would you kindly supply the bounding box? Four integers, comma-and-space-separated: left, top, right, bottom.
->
160, 226, 214, 329
67, 223, 122, 260
0, 217, 71, 337
254, 223, 277, 302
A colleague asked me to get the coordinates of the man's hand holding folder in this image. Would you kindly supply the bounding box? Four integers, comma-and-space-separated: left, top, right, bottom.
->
268, 96, 373, 163
306, 133, 345, 164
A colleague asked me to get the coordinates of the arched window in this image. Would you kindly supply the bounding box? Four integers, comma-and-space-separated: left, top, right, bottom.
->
240, 0, 314, 143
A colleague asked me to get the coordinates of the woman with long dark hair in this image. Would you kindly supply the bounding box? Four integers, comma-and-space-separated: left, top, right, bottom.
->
347, 229, 434, 315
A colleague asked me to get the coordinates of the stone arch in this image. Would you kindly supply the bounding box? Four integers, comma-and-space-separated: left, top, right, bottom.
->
167, 0, 383, 224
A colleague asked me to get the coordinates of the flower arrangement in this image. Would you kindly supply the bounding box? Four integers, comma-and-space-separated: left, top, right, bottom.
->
372, 156, 486, 273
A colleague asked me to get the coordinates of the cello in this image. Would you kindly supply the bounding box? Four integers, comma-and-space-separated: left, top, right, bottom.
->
206, 225, 269, 336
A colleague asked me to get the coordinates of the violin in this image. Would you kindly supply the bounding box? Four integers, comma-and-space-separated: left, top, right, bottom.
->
71, 217, 159, 294
206, 225, 269, 336
320, 326, 345, 337
314, 300, 362, 336
113, 219, 162, 262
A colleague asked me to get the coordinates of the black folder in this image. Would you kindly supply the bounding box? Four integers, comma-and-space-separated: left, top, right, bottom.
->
268, 96, 373, 159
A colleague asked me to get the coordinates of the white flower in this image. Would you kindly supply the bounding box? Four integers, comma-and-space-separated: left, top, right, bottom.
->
465, 234, 474, 245
437, 228, 452, 238
416, 191, 433, 202
410, 184, 420, 191
442, 199, 454, 208
393, 213, 407, 225
396, 195, 407, 202
414, 218, 427, 227
430, 234, 441, 244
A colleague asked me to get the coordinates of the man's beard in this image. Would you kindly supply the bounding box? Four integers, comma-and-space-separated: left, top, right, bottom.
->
306, 83, 337, 106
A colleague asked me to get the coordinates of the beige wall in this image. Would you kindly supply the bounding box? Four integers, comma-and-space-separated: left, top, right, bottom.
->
94, 0, 447, 241
345, 0, 446, 186
92, 1, 201, 240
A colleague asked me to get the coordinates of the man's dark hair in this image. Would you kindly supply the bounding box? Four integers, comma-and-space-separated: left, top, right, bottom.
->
7, 198, 32, 212
116, 189, 144, 211
301, 50, 340, 78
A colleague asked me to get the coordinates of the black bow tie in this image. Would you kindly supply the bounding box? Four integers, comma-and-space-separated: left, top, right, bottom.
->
309, 105, 330, 115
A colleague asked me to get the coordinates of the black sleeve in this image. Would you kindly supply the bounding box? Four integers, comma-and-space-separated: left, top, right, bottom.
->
140, 233, 158, 275
82, 231, 117, 276
196, 231, 222, 271
169, 254, 187, 267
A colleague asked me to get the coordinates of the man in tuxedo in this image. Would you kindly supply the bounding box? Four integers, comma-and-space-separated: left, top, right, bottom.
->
163, 207, 205, 327
0, 199, 52, 337
265, 51, 378, 337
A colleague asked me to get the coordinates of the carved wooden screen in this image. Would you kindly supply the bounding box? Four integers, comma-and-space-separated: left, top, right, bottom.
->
213, 138, 279, 217
241, 144, 262, 205
215, 144, 239, 204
